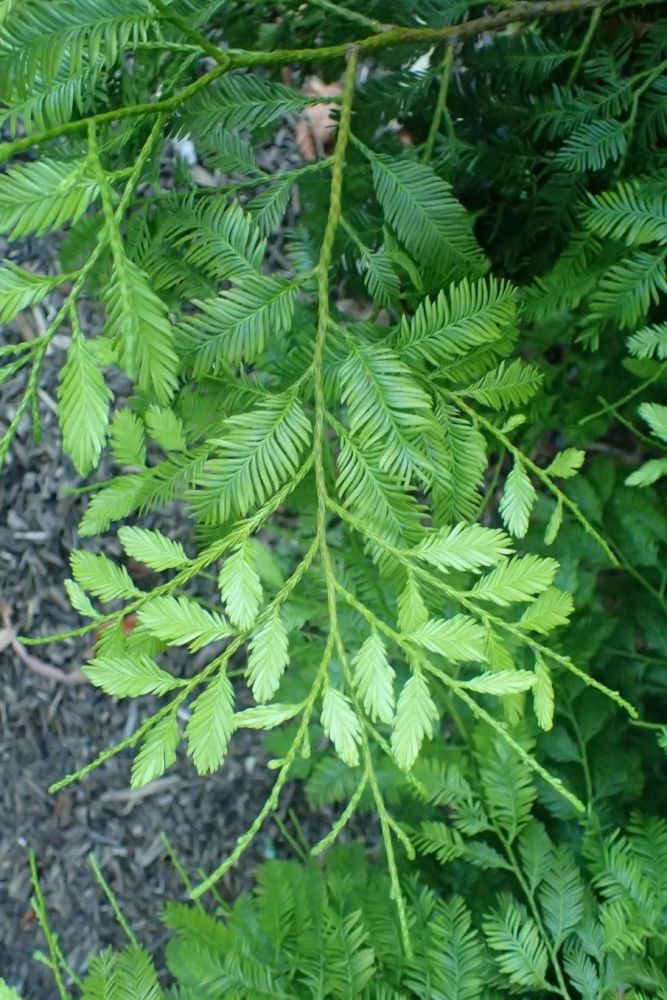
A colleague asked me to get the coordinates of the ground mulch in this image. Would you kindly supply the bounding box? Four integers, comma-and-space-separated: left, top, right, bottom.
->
0, 273, 280, 998
0, 117, 363, 997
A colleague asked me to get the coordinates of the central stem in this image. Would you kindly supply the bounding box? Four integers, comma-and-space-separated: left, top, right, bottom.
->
313, 46, 359, 584
311, 53, 415, 954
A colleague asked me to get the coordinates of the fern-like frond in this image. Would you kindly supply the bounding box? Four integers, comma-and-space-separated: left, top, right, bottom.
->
180, 276, 298, 373
585, 181, 667, 247
70, 549, 138, 601
219, 541, 263, 630
391, 671, 439, 771
471, 555, 558, 607
426, 405, 487, 524
474, 32, 570, 85
340, 339, 432, 484
555, 119, 627, 172
335, 429, 426, 547
138, 596, 231, 651
186, 670, 235, 774
246, 612, 290, 703
415, 523, 513, 573
459, 358, 543, 410
499, 459, 537, 539
519, 587, 574, 635
638, 76, 667, 147
589, 249, 667, 329
627, 321, 667, 359
522, 232, 603, 322
477, 732, 537, 840
396, 277, 516, 368
518, 820, 554, 893
563, 942, 600, 1000
131, 716, 180, 789
200, 130, 259, 176
0, 0, 152, 95
79, 447, 211, 536
84, 653, 183, 699
0, 62, 104, 136
104, 256, 178, 404
369, 152, 487, 280
0, 261, 67, 323
0, 158, 98, 238
352, 630, 395, 724
356, 243, 400, 309
160, 197, 265, 283
321, 687, 362, 767
627, 813, 667, 904
248, 181, 292, 237
57, 329, 112, 475
483, 897, 549, 988
638, 401, 667, 444
534, 81, 632, 141
538, 845, 585, 946
190, 394, 311, 524
178, 73, 315, 137
406, 889, 484, 1000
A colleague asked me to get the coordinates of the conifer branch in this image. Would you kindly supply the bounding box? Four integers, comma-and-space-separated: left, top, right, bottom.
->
327, 497, 639, 719
333, 578, 586, 813
226, 0, 604, 67
422, 42, 456, 164
191, 629, 334, 898
149, 0, 228, 64
0, 0, 604, 163
2, 2, 665, 988
306, 44, 414, 951
49, 536, 320, 794
567, 4, 603, 85
453, 396, 667, 615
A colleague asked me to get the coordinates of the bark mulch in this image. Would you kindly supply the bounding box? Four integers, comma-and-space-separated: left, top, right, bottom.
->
0, 298, 279, 998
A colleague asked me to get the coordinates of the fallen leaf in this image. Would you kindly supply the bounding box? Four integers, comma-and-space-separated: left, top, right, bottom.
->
92, 613, 138, 646
296, 76, 343, 162
127, 557, 153, 580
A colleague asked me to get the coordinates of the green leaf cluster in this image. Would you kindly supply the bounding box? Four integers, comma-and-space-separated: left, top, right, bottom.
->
2, 0, 667, 996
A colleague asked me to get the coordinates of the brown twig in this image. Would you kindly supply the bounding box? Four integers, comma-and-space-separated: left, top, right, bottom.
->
0, 0, 604, 163
1, 604, 88, 686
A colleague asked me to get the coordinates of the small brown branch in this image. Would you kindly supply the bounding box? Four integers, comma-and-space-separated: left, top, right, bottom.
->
2, 604, 88, 686
228, 0, 603, 66
0, 0, 603, 163
0, 61, 230, 164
